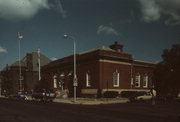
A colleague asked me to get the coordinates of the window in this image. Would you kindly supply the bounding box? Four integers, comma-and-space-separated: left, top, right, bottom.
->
86, 72, 91, 87
59, 72, 65, 88
113, 70, 120, 87
143, 74, 148, 88
53, 74, 57, 88
135, 73, 140, 88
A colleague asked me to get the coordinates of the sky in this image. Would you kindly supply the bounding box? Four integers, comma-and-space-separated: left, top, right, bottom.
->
0, 0, 180, 70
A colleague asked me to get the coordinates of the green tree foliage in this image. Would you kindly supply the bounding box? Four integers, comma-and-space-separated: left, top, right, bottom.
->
155, 44, 180, 95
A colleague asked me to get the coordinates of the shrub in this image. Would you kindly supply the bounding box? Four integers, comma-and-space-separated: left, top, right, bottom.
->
120, 91, 138, 98
103, 91, 119, 98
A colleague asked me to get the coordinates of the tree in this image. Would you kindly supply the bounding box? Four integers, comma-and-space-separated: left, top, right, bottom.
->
34, 78, 50, 91
155, 44, 180, 95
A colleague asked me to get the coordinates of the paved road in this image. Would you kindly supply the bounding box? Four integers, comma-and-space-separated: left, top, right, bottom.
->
0, 98, 180, 122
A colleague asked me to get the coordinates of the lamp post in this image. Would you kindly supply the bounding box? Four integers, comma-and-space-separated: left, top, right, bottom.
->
63, 34, 77, 102
18, 32, 23, 91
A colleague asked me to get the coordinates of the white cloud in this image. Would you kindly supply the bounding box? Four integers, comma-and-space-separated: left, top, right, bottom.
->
97, 24, 120, 36
0, 0, 49, 21
138, 0, 160, 22
138, 0, 180, 25
51, 57, 57, 61
0, 46, 7, 53
53, 0, 67, 19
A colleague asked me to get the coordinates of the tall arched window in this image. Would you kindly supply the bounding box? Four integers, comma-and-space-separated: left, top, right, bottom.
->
113, 70, 120, 87
135, 73, 140, 88
86, 72, 91, 87
143, 74, 148, 88
59, 72, 65, 90
53, 74, 57, 88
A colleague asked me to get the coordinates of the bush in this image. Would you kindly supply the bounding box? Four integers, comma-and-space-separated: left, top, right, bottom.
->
103, 91, 119, 98
120, 91, 138, 98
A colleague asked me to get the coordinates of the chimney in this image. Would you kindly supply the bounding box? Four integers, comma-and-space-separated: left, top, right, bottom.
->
109, 41, 123, 52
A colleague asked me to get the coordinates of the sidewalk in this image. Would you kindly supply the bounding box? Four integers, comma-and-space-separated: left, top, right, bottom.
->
1, 95, 130, 105
53, 97, 130, 105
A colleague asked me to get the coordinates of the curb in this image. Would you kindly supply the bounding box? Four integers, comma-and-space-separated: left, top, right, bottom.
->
53, 98, 130, 105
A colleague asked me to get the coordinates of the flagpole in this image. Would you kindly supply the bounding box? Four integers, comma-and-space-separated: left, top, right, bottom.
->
18, 32, 22, 91
130, 61, 133, 89
38, 48, 41, 81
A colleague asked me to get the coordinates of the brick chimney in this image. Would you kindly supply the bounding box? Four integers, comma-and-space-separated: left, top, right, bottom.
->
109, 41, 123, 52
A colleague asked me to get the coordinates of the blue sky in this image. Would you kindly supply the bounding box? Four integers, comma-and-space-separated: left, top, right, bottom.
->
0, 0, 180, 70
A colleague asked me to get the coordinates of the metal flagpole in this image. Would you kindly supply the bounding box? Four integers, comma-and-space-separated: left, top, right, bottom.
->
38, 48, 41, 81
18, 32, 23, 91
73, 38, 77, 102
130, 61, 133, 88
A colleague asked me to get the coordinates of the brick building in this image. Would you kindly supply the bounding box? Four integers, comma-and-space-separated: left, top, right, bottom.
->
42, 42, 156, 96
0, 51, 51, 94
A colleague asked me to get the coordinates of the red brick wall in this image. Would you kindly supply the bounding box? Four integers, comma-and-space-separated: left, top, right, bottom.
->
78, 60, 100, 89
132, 65, 154, 89
99, 61, 131, 89
41, 46, 156, 95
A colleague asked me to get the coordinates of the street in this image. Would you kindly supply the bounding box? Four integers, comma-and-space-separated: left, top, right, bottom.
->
0, 98, 179, 122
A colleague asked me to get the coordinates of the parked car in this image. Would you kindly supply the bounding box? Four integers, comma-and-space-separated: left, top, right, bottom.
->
9, 92, 28, 100
32, 89, 57, 102
136, 92, 153, 100
128, 91, 154, 102
177, 92, 180, 98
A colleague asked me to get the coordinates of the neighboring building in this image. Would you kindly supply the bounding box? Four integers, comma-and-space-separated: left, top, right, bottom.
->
42, 42, 156, 97
0, 50, 51, 94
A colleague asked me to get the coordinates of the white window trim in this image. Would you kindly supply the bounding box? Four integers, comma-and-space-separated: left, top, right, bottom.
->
86, 73, 91, 87
113, 71, 120, 87
53, 74, 57, 88
135, 73, 140, 88
143, 75, 148, 88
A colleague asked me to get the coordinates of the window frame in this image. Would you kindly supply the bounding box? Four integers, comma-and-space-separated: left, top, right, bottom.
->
113, 70, 120, 87
135, 73, 140, 88
53, 74, 58, 88
143, 74, 148, 88
86, 72, 91, 87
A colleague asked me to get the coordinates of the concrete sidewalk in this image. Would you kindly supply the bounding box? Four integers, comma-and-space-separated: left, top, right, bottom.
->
1, 95, 130, 105
53, 98, 130, 105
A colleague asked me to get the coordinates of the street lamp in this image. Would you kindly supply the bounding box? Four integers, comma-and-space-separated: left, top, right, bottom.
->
18, 32, 23, 91
63, 34, 78, 103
